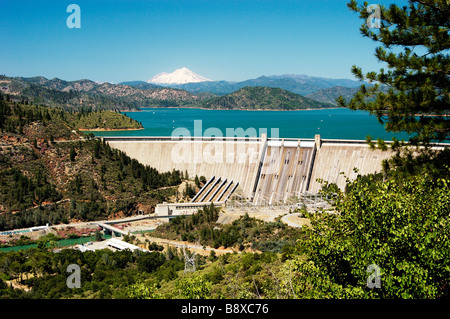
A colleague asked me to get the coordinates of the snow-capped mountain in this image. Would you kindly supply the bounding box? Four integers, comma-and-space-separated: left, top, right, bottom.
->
148, 67, 212, 84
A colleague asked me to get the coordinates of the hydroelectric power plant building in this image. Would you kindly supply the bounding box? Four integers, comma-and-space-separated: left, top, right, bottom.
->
101, 134, 400, 216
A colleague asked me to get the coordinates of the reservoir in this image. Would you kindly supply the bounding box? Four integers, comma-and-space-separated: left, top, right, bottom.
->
93, 107, 412, 141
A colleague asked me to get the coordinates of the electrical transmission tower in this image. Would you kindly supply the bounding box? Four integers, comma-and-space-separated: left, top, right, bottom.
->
183, 246, 196, 273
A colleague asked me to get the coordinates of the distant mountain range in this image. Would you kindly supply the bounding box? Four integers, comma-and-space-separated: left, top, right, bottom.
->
0, 70, 366, 111
0, 75, 201, 111
120, 70, 364, 104
126, 69, 362, 96
305, 86, 361, 105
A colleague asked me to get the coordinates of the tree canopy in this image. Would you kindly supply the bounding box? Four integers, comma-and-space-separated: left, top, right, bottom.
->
291, 170, 450, 298
338, 0, 449, 145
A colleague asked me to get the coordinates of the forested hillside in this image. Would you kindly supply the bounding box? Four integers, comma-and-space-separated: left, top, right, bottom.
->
74, 110, 143, 130
152, 204, 305, 252
202, 86, 334, 110
1, 75, 339, 112
0, 88, 448, 299
0, 93, 181, 230
1, 169, 448, 299
0, 75, 203, 111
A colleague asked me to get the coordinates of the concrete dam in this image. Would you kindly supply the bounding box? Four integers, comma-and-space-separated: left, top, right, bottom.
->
103, 134, 394, 205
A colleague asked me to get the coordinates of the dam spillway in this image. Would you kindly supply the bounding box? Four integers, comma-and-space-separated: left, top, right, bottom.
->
103, 135, 394, 204
252, 139, 316, 205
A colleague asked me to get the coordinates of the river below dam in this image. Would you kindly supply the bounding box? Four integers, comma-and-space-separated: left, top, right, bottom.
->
93, 107, 412, 141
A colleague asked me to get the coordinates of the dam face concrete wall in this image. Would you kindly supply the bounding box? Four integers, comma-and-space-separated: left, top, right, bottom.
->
308, 141, 394, 193
103, 136, 393, 203
105, 137, 265, 199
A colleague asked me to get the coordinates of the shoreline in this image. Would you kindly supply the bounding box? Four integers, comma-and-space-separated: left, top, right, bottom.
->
136, 106, 342, 112
78, 127, 144, 132
381, 113, 449, 117
121, 107, 447, 116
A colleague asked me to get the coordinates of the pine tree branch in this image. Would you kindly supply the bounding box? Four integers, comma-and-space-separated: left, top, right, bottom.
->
413, 0, 448, 15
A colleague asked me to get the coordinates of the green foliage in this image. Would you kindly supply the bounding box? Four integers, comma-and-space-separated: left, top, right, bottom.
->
384, 142, 450, 180
126, 281, 161, 299
0, 91, 141, 135
69, 146, 76, 161
0, 245, 186, 299
94, 230, 102, 242
194, 175, 200, 188
0, 97, 182, 229
339, 1, 449, 146
153, 206, 305, 252
0, 93, 73, 139
0, 165, 62, 212
291, 170, 450, 298
3, 78, 138, 112
183, 182, 195, 198
0, 75, 203, 112
147, 242, 164, 251
137, 252, 166, 273
175, 274, 212, 299
73, 110, 143, 130
203, 86, 334, 110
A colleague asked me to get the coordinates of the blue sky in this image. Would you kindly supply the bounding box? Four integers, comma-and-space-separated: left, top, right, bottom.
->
0, 0, 406, 83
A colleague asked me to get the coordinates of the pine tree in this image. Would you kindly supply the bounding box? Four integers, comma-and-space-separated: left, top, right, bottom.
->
194, 175, 200, 188
93, 140, 101, 158
340, 0, 449, 143
339, 0, 449, 176
69, 145, 76, 161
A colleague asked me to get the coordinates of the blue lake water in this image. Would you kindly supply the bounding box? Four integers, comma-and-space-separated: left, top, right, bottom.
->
93, 107, 412, 141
